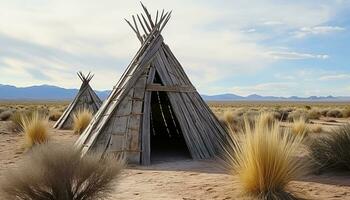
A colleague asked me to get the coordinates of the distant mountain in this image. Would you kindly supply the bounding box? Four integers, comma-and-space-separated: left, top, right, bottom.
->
0, 84, 110, 100
0, 83, 349, 101
202, 93, 350, 102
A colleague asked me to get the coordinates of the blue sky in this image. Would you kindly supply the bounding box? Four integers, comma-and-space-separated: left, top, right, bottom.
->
0, 0, 349, 97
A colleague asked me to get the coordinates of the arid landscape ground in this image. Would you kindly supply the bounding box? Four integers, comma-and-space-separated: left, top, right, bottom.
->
0, 101, 350, 200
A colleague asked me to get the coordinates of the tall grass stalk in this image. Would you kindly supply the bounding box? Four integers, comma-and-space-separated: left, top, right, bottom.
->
224, 113, 307, 199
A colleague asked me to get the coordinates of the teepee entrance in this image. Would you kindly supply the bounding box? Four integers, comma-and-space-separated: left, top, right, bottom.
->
149, 72, 191, 162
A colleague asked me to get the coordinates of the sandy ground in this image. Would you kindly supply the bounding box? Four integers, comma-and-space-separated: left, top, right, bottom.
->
0, 121, 350, 200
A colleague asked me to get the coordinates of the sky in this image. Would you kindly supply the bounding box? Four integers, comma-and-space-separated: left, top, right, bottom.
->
0, 0, 349, 97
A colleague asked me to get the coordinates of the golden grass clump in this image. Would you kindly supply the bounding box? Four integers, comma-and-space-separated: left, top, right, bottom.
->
1, 143, 124, 200
291, 117, 309, 137
225, 113, 306, 199
21, 111, 48, 148
73, 108, 93, 134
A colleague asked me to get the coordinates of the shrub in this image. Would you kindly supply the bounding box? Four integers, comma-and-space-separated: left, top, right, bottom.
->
287, 110, 308, 122
49, 110, 62, 121
307, 109, 321, 120
73, 108, 93, 134
320, 109, 328, 117
1, 143, 124, 200
223, 111, 235, 125
224, 114, 307, 199
310, 124, 350, 172
326, 109, 343, 118
310, 124, 323, 133
305, 105, 312, 110
291, 117, 309, 137
342, 108, 350, 118
21, 111, 48, 148
0, 110, 12, 121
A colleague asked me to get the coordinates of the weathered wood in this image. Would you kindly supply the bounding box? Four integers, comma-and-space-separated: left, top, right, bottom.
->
146, 84, 196, 92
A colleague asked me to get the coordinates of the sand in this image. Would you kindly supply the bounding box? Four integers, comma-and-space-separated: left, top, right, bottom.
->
0, 121, 350, 200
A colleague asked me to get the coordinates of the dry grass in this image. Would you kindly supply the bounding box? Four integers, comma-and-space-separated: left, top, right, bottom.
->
291, 118, 309, 137
307, 109, 321, 120
21, 111, 48, 148
48, 110, 62, 121
224, 113, 307, 199
326, 109, 343, 118
310, 124, 323, 133
0, 143, 124, 200
310, 124, 350, 172
73, 108, 93, 134
342, 108, 350, 118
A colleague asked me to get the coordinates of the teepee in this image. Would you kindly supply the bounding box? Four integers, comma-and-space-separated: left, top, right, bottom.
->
76, 4, 228, 165
54, 72, 102, 129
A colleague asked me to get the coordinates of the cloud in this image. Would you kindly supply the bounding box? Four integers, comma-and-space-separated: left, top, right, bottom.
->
262, 21, 284, 26
231, 82, 298, 96
267, 51, 329, 60
0, 0, 348, 95
319, 74, 350, 81
294, 26, 345, 38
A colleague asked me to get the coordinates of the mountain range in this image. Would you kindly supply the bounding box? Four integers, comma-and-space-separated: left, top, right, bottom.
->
0, 84, 349, 102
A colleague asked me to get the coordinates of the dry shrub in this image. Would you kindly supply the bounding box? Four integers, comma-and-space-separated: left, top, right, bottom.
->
307, 109, 321, 120
310, 124, 323, 133
320, 109, 328, 117
342, 108, 350, 118
310, 124, 350, 172
291, 118, 309, 137
49, 110, 62, 121
0, 143, 124, 200
0, 110, 12, 121
21, 111, 48, 148
73, 108, 93, 134
223, 111, 235, 125
224, 114, 307, 199
326, 109, 343, 118
287, 110, 308, 122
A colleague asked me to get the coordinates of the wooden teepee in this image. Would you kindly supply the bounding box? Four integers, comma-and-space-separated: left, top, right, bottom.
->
54, 72, 102, 129
75, 4, 228, 165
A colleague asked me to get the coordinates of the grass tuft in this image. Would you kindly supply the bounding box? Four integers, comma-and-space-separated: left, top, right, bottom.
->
21, 111, 48, 148
291, 117, 309, 137
1, 143, 124, 200
73, 108, 93, 134
224, 113, 307, 199
310, 124, 350, 172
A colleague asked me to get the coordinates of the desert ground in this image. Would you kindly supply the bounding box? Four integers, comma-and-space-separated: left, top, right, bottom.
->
0, 101, 350, 199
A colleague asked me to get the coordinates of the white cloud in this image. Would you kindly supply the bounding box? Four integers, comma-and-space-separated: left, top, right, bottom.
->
262, 21, 284, 26
231, 82, 298, 96
294, 26, 345, 38
267, 51, 329, 60
319, 74, 350, 81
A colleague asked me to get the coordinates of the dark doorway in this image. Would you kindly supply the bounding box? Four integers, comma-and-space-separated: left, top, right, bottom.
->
150, 73, 191, 163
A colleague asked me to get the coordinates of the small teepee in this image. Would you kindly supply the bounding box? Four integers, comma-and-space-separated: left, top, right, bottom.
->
54, 72, 102, 129
76, 4, 228, 165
